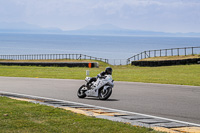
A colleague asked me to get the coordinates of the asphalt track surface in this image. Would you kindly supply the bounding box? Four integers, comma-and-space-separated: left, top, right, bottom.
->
0, 77, 200, 124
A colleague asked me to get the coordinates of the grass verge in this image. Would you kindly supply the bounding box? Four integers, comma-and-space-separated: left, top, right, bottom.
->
0, 97, 160, 133
0, 64, 200, 86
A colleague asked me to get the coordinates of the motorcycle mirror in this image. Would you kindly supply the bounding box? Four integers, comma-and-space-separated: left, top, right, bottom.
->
86, 70, 90, 76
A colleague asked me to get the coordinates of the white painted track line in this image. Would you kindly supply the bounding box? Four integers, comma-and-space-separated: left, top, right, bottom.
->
1, 90, 200, 127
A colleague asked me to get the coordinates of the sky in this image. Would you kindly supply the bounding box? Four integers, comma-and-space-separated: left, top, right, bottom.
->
0, 0, 200, 33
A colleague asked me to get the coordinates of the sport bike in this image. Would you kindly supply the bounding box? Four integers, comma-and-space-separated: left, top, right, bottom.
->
77, 75, 114, 100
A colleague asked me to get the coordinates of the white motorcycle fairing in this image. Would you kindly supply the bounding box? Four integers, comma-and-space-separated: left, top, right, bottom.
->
85, 75, 114, 97
77, 75, 114, 100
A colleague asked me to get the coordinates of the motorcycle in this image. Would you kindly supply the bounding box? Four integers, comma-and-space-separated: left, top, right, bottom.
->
77, 75, 114, 100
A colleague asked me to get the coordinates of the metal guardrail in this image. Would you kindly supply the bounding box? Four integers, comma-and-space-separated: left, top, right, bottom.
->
127, 46, 200, 65
0, 54, 109, 64
1, 47, 199, 66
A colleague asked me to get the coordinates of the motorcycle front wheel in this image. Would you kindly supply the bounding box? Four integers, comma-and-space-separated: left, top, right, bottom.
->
77, 85, 87, 98
99, 87, 112, 100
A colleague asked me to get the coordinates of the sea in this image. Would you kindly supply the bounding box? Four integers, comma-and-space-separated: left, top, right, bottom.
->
0, 33, 200, 65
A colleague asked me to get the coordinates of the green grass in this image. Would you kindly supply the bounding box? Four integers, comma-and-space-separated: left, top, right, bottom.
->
114, 65, 200, 86
0, 64, 200, 86
0, 97, 160, 133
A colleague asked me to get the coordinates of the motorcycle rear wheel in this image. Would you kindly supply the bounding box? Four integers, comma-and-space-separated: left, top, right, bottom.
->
77, 85, 87, 98
99, 87, 112, 100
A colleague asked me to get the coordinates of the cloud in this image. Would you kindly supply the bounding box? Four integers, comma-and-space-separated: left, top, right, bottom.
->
0, 0, 200, 32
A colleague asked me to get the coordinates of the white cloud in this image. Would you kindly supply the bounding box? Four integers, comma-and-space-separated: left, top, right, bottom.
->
0, 0, 200, 32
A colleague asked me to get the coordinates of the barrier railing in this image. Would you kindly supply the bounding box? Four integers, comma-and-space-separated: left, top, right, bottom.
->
2, 47, 199, 66
0, 54, 109, 64
107, 59, 127, 66
127, 46, 200, 65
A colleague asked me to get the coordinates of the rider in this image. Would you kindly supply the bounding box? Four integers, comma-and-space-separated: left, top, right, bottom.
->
87, 67, 112, 88
97, 67, 112, 77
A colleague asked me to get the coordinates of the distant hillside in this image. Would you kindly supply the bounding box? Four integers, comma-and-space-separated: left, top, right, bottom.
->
0, 22, 200, 37
79, 24, 123, 31
65, 24, 200, 37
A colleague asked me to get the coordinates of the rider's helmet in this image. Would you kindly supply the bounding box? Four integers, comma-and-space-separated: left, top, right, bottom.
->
105, 67, 112, 75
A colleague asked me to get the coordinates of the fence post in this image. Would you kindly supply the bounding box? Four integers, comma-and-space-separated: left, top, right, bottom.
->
192, 47, 194, 55
149, 51, 151, 58
160, 49, 162, 57
126, 59, 129, 65
185, 48, 186, 56
177, 48, 179, 56
171, 49, 173, 56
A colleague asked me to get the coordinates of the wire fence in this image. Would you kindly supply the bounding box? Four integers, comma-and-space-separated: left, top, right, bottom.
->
0, 54, 109, 64
0, 53, 127, 65
127, 46, 200, 65
1, 46, 200, 66
107, 59, 127, 66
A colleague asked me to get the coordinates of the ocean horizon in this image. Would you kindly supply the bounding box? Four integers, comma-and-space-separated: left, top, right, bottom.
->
0, 33, 200, 65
